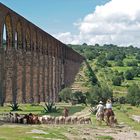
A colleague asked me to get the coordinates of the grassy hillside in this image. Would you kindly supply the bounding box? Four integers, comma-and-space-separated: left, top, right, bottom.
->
70, 44, 140, 97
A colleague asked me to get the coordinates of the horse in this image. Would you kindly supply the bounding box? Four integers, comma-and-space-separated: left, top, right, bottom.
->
104, 108, 117, 126
96, 110, 104, 125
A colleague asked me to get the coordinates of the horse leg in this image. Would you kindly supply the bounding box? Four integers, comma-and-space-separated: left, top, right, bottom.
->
110, 115, 116, 127
106, 115, 110, 126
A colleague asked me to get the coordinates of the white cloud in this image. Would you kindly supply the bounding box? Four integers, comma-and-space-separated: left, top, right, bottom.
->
54, 0, 140, 47
54, 32, 80, 44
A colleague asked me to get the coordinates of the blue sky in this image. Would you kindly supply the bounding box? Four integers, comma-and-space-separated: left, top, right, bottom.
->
0, 0, 110, 34
1, 0, 140, 46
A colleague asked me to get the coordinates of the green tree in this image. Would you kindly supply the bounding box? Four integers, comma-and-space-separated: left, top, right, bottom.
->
136, 52, 140, 60
95, 43, 99, 47
87, 85, 113, 106
106, 52, 115, 60
112, 76, 122, 86
82, 43, 87, 46
118, 96, 126, 104
59, 88, 72, 102
72, 91, 87, 105
84, 51, 94, 60
97, 54, 108, 67
114, 71, 124, 81
127, 84, 140, 106
131, 66, 140, 77
124, 70, 134, 80
115, 54, 126, 61
101, 85, 113, 103
85, 61, 98, 86
126, 60, 138, 66
87, 86, 102, 106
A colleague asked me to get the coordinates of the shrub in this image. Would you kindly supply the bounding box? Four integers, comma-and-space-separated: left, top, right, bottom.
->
112, 76, 122, 86
9, 103, 22, 111
101, 85, 113, 103
59, 88, 72, 102
106, 53, 115, 60
126, 60, 138, 66
118, 96, 126, 104
115, 54, 126, 61
72, 91, 87, 105
87, 85, 113, 106
97, 59, 108, 67
107, 63, 112, 67
87, 86, 102, 106
84, 62, 98, 86
136, 52, 140, 60
84, 51, 95, 60
82, 43, 87, 46
124, 70, 134, 80
43, 102, 58, 113
127, 84, 140, 106
131, 66, 140, 77
96, 55, 108, 67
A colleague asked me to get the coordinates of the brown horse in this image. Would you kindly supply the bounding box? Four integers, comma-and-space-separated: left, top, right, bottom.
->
104, 108, 117, 126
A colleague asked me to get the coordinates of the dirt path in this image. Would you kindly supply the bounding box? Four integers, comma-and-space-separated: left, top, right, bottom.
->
64, 124, 140, 140
65, 107, 140, 140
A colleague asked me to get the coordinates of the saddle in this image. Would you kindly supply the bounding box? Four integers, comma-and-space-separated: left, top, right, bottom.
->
105, 108, 114, 116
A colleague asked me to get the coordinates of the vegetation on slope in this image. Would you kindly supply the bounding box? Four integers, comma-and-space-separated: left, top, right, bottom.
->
70, 44, 140, 105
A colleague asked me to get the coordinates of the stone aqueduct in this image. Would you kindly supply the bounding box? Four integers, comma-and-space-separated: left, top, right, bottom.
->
0, 3, 84, 105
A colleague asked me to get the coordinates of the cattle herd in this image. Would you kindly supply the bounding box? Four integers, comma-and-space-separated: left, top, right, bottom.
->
1, 112, 91, 125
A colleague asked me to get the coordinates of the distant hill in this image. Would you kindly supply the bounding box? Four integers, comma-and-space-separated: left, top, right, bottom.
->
69, 44, 140, 97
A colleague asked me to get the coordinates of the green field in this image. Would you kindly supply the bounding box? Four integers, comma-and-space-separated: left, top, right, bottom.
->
0, 103, 85, 116
0, 103, 140, 140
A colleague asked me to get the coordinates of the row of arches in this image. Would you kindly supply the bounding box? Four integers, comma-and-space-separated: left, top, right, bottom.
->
0, 3, 84, 105
2, 14, 43, 53
1, 14, 83, 62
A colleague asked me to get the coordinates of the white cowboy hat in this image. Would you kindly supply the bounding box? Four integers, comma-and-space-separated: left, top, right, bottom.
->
99, 101, 103, 104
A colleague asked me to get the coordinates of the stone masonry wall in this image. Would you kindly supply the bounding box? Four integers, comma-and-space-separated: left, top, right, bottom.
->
0, 3, 84, 105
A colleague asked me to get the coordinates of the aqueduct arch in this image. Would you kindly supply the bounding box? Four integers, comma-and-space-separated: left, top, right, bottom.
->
0, 3, 84, 105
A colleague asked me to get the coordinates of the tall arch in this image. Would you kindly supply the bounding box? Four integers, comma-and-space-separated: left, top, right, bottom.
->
5, 14, 12, 49
2, 24, 6, 49
25, 27, 30, 51
0, 18, 6, 106
16, 21, 22, 49
32, 30, 36, 51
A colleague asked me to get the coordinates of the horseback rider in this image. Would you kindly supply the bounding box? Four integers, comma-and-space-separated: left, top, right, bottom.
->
96, 101, 104, 121
104, 99, 116, 126
105, 99, 114, 116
